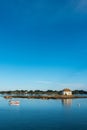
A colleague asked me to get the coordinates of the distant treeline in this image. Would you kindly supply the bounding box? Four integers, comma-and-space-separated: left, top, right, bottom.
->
72, 90, 87, 94
0, 90, 62, 95
0, 90, 87, 95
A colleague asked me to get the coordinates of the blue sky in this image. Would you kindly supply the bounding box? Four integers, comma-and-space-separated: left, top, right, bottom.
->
0, 0, 87, 90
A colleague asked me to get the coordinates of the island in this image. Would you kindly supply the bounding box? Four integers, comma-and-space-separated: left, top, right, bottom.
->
0, 88, 87, 99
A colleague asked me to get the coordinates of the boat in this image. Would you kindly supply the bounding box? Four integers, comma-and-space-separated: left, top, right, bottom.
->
9, 100, 20, 105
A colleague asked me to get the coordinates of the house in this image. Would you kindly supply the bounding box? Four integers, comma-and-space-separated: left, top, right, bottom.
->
62, 88, 72, 95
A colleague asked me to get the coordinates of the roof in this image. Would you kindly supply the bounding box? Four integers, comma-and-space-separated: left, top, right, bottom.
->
63, 88, 72, 92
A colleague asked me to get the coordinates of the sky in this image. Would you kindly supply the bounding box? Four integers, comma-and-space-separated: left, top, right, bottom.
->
0, 0, 87, 90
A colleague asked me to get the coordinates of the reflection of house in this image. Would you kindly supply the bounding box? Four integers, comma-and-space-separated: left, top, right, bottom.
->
62, 88, 72, 95
62, 99, 72, 106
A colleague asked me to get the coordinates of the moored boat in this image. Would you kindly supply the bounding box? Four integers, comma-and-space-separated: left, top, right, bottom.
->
9, 100, 20, 105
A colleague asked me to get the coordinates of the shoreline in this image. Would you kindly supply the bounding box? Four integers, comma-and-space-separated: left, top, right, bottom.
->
4, 95, 87, 99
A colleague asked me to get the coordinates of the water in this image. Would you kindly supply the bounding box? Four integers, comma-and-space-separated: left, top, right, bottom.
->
0, 97, 87, 130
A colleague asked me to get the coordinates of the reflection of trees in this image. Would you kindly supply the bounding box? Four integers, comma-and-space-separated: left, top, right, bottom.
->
62, 99, 72, 107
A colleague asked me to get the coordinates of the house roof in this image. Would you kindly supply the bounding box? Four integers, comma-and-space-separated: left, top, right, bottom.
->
63, 88, 72, 92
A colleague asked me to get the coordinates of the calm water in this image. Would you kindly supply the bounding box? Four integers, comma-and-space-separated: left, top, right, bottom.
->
0, 97, 87, 130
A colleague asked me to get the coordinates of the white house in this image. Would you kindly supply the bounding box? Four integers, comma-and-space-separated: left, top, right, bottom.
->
62, 88, 72, 96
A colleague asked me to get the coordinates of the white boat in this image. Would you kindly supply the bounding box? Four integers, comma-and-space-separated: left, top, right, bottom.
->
9, 100, 20, 105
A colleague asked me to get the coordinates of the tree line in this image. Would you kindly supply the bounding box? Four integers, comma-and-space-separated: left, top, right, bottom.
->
0, 90, 87, 95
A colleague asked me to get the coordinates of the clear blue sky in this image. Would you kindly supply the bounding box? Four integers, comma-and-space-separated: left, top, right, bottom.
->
0, 0, 87, 90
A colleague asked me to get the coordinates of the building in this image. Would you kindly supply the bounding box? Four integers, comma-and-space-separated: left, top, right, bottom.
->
62, 88, 72, 95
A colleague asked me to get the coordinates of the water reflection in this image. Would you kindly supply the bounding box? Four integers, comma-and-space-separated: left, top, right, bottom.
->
62, 99, 72, 107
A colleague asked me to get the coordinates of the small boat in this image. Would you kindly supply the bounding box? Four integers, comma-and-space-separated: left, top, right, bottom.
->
9, 100, 20, 105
